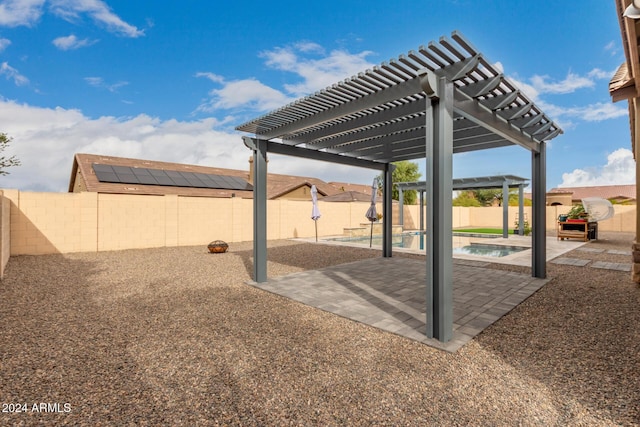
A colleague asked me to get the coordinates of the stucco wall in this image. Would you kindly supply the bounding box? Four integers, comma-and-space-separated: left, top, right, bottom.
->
404, 204, 635, 233
1, 190, 379, 255
0, 191, 10, 278
1, 189, 636, 257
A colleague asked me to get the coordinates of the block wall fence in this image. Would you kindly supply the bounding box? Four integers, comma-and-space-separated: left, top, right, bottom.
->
0, 189, 635, 277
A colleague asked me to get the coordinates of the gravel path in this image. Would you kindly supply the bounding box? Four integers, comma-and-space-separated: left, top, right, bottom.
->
0, 233, 638, 426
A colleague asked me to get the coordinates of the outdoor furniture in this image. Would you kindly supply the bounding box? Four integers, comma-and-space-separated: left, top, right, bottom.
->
557, 221, 597, 241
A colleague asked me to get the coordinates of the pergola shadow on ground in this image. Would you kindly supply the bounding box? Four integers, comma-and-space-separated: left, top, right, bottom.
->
250, 256, 550, 352
237, 31, 563, 343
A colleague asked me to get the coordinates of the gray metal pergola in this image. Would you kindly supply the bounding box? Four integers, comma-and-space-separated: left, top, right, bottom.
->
397, 175, 529, 238
237, 31, 562, 342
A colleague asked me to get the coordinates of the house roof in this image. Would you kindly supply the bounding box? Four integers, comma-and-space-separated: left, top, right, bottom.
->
328, 181, 376, 195
549, 184, 636, 201
321, 190, 373, 202
69, 153, 347, 199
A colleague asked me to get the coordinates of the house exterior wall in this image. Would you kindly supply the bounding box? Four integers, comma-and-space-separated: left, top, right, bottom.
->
275, 186, 311, 200
546, 193, 573, 205
0, 189, 636, 261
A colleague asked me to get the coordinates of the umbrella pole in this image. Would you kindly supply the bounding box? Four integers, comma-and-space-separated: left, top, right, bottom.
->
370, 222, 373, 248
315, 220, 318, 242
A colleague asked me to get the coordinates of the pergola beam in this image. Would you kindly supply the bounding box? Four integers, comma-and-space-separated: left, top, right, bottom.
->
453, 91, 541, 153
266, 138, 387, 170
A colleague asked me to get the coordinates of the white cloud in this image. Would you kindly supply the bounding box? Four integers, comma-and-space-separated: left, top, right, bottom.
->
84, 76, 128, 92
260, 44, 375, 96
0, 0, 45, 27
0, 37, 10, 51
0, 61, 28, 85
539, 101, 627, 123
604, 40, 619, 57
197, 42, 376, 114
0, 99, 252, 191
196, 77, 294, 112
530, 72, 595, 95
49, 0, 143, 37
587, 68, 614, 79
0, 99, 376, 191
511, 68, 617, 104
0, 0, 142, 37
52, 33, 96, 50
559, 148, 636, 187
195, 72, 225, 84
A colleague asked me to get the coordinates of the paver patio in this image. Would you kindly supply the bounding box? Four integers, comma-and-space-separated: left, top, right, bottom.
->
250, 257, 549, 352
250, 234, 632, 352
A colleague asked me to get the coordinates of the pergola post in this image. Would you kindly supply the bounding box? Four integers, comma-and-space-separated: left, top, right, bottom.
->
502, 180, 509, 238
382, 163, 394, 257
419, 190, 424, 232
532, 143, 546, 278
398, 187, 404, 229
518, 185, 525, 236
243, 137, 268, 283
422, 71, 454, 342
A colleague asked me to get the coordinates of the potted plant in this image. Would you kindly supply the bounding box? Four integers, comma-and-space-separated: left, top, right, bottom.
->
566, 204, 588, 222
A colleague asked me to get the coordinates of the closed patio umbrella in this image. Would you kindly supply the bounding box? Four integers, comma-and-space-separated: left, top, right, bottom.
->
311, 185, 321, 241
365, 178, 378, 247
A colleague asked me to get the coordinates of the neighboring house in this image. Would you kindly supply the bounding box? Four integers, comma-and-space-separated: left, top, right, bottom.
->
547, 185, 637, 205
69, 153, 363, 200
328, 181, 377, 196
321, 191, 373, 202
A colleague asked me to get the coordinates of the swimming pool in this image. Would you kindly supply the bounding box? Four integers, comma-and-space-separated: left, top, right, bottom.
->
452, 243, 528, 257
325, 232, 528, 257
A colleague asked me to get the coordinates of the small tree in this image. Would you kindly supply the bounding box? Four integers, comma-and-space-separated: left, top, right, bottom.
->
378, 160, 421, 204
452, 191, 482, 207
473, 189, 503, 206
0, 133, 20, 175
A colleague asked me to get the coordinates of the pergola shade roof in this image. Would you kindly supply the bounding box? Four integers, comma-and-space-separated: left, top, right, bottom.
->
236, 31, 563, 163
396, 175, 529, 191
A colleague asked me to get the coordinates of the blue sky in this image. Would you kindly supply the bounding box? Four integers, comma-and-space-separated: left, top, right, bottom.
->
0, 0, 633, 192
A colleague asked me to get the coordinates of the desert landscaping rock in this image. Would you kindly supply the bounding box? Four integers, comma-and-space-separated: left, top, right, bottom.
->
0, 232, 638, 425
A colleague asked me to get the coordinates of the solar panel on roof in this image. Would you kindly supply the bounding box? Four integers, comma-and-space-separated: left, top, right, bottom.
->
137, 175, 158, 185
112, 165, 133, 175
116, 173, 140, 184
93, 164, 115, 173
132, 168, 151, 176
92, 163, 252, 191
180, 172, 207, 188
94, 170, 119, 183
213, 175, 233, 189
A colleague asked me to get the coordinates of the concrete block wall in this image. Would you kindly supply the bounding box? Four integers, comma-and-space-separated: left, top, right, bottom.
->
9, 191, 89, 255
0, 189, 636, 259
0, 190, 381, 256
403, 204, 635, 233
0, 191, 10, 278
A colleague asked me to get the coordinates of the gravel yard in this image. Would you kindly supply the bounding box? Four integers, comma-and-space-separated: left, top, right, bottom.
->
0, 232, 638, 426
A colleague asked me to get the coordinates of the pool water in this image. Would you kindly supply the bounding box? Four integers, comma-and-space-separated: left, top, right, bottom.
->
325, 232, 528, 258
452, 243, 528, 257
